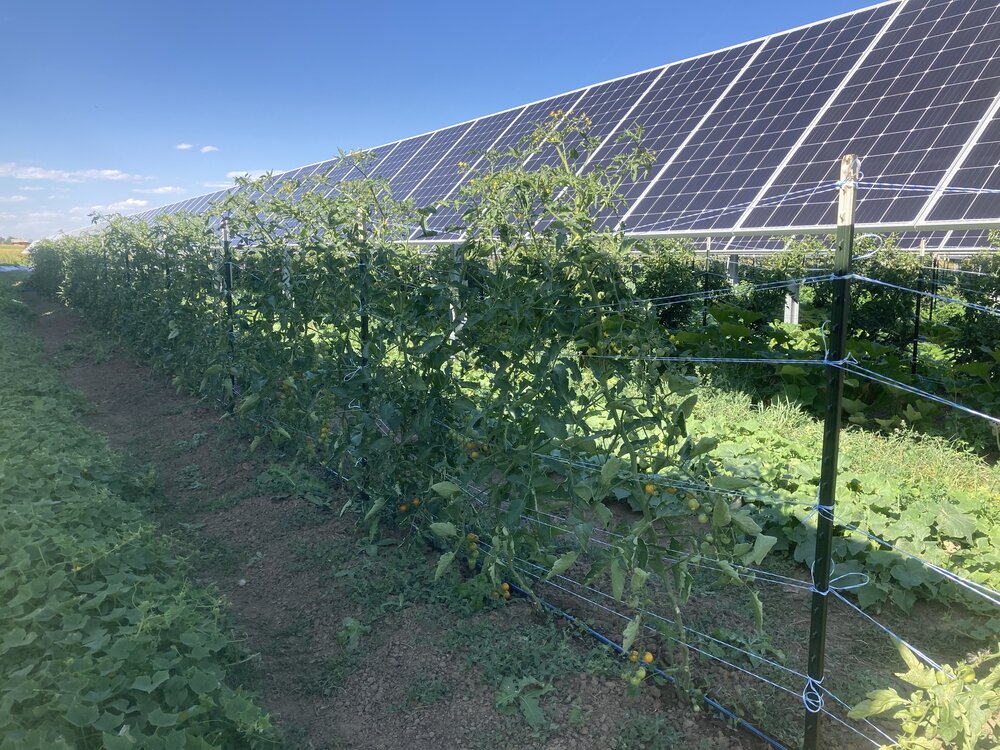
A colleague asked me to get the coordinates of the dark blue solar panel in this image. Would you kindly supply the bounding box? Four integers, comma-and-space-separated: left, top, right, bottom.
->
526, 68, 664, 172
386, 122, 473, 201
364, 134, 435, 185
929, 112, 1000, 220
627, 3, 896, 232
584, 41, 765, 230
421, 90, 587, 235
747, 0, 1000, 229
406, 107, 526, 209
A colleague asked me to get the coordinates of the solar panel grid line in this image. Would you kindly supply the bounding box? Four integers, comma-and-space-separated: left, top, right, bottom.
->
414, 89, 590, 237
917, 85, 1000, 221
388, 123, 479, 201
616, 39, 771, 229
629, 4, 899, 235
572, 67, 670, 176
747, 0, 1000, 229
399, 122, 480, 202
727, 0, 906, 240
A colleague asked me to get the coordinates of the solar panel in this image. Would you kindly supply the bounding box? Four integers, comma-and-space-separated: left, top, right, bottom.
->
745, 0, 1000, 229
406, 107, 526, 209
624, 3, 898, 232
385, 122, 474, 201
420, 90, 589, 235
927, 109, 1000, 220
585, 42, 767, 230
121, 0, 1000, 247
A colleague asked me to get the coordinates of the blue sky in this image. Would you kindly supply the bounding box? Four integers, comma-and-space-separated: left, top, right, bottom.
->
2, 0, 873, 239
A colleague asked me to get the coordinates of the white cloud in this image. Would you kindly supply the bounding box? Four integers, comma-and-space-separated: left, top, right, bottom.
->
20, 186, 44, 192
135, 185, 184, 195
175, 143, 193, 150
226, 170, 269, 179
69, 198, 149, 218
200, 145, 219, 153
0, 162, 146, 183
202, 181, 232, 189
0, 195, 28, 203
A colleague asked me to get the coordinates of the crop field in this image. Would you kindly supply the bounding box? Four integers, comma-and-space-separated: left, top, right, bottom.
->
14, 119, 999, 750
0, 244, 30, 266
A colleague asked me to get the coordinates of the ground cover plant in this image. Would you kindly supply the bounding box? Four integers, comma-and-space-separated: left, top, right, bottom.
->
27, 115, 1000, 748
0, 274, 275, 749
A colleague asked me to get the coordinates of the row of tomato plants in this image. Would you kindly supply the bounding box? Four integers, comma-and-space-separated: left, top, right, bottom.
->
27, 118, 999, 746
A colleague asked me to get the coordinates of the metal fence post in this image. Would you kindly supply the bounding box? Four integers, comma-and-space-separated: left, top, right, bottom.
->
803, 154, 857, 750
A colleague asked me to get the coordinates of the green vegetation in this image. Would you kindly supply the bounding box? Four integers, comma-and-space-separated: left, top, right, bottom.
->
0, 276, 274, 749
25, 115, 1000, 748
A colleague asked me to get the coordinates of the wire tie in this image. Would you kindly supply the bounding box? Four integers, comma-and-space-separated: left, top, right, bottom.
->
802, 676, 825, 713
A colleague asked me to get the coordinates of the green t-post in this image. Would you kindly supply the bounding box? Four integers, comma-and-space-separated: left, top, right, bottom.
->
803, 154, 857, 750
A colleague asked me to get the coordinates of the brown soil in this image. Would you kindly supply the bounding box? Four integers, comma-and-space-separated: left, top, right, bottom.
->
21, 290, 766, 750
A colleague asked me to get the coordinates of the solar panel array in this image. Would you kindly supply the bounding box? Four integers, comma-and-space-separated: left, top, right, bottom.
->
135, 0, 1000, 252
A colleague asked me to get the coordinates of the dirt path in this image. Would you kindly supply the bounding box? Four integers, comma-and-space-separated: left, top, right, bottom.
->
21, 290, 759, 750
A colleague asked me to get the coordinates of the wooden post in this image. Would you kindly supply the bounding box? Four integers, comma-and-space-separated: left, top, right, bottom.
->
803, 155, 857, 750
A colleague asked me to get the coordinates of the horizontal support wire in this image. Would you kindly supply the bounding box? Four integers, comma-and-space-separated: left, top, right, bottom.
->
477, 541, 886, 749
857, 180, 1000, 196
850, 273, 1000, 318
830, 590, 946, 673
837, 360, 1000, 426
833, 519, 1000, 609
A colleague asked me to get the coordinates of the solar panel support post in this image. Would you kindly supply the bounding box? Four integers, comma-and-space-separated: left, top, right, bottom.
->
929, 255, 938, 323
356, 209, 370, 506
222, 218, 237, 409
803, 154, 857, 750
702, 237, 711, 327
912, 240, 925, 376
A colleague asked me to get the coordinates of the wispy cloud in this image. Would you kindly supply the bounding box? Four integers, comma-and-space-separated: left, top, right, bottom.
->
202, 181, 232, 189
0, 162, 146, 183
226, 170, 269, 179
175, 143, 193, 150
0, 195, 28, 203
200, 145, 219, 153
135, 185, 184, 195
19, 186, 44, 192
71, 198, 149, 217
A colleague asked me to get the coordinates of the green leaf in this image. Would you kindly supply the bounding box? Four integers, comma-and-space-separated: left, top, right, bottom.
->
622, 614, 642, 653
743, 534, 777, 566
429, 522, 457, 539
610, 559, 625, 601
363, 496, 385, 522
731, 509, 762, 535
434, 551, 455, 580
546, 551, 577, 579
712, 497, 731, 527
600, 457, 622, 486
937, 505, 977, 543
66, 701, 100, 728
415, 335, 444, 354
147, 708, 178, 728
538, 415, 567, 440
430, 481, 462, 500
750, 591, 763, 631
848, 689, 906, 719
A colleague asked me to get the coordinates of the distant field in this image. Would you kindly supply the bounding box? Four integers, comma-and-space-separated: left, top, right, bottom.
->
0, 244, 30, 266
